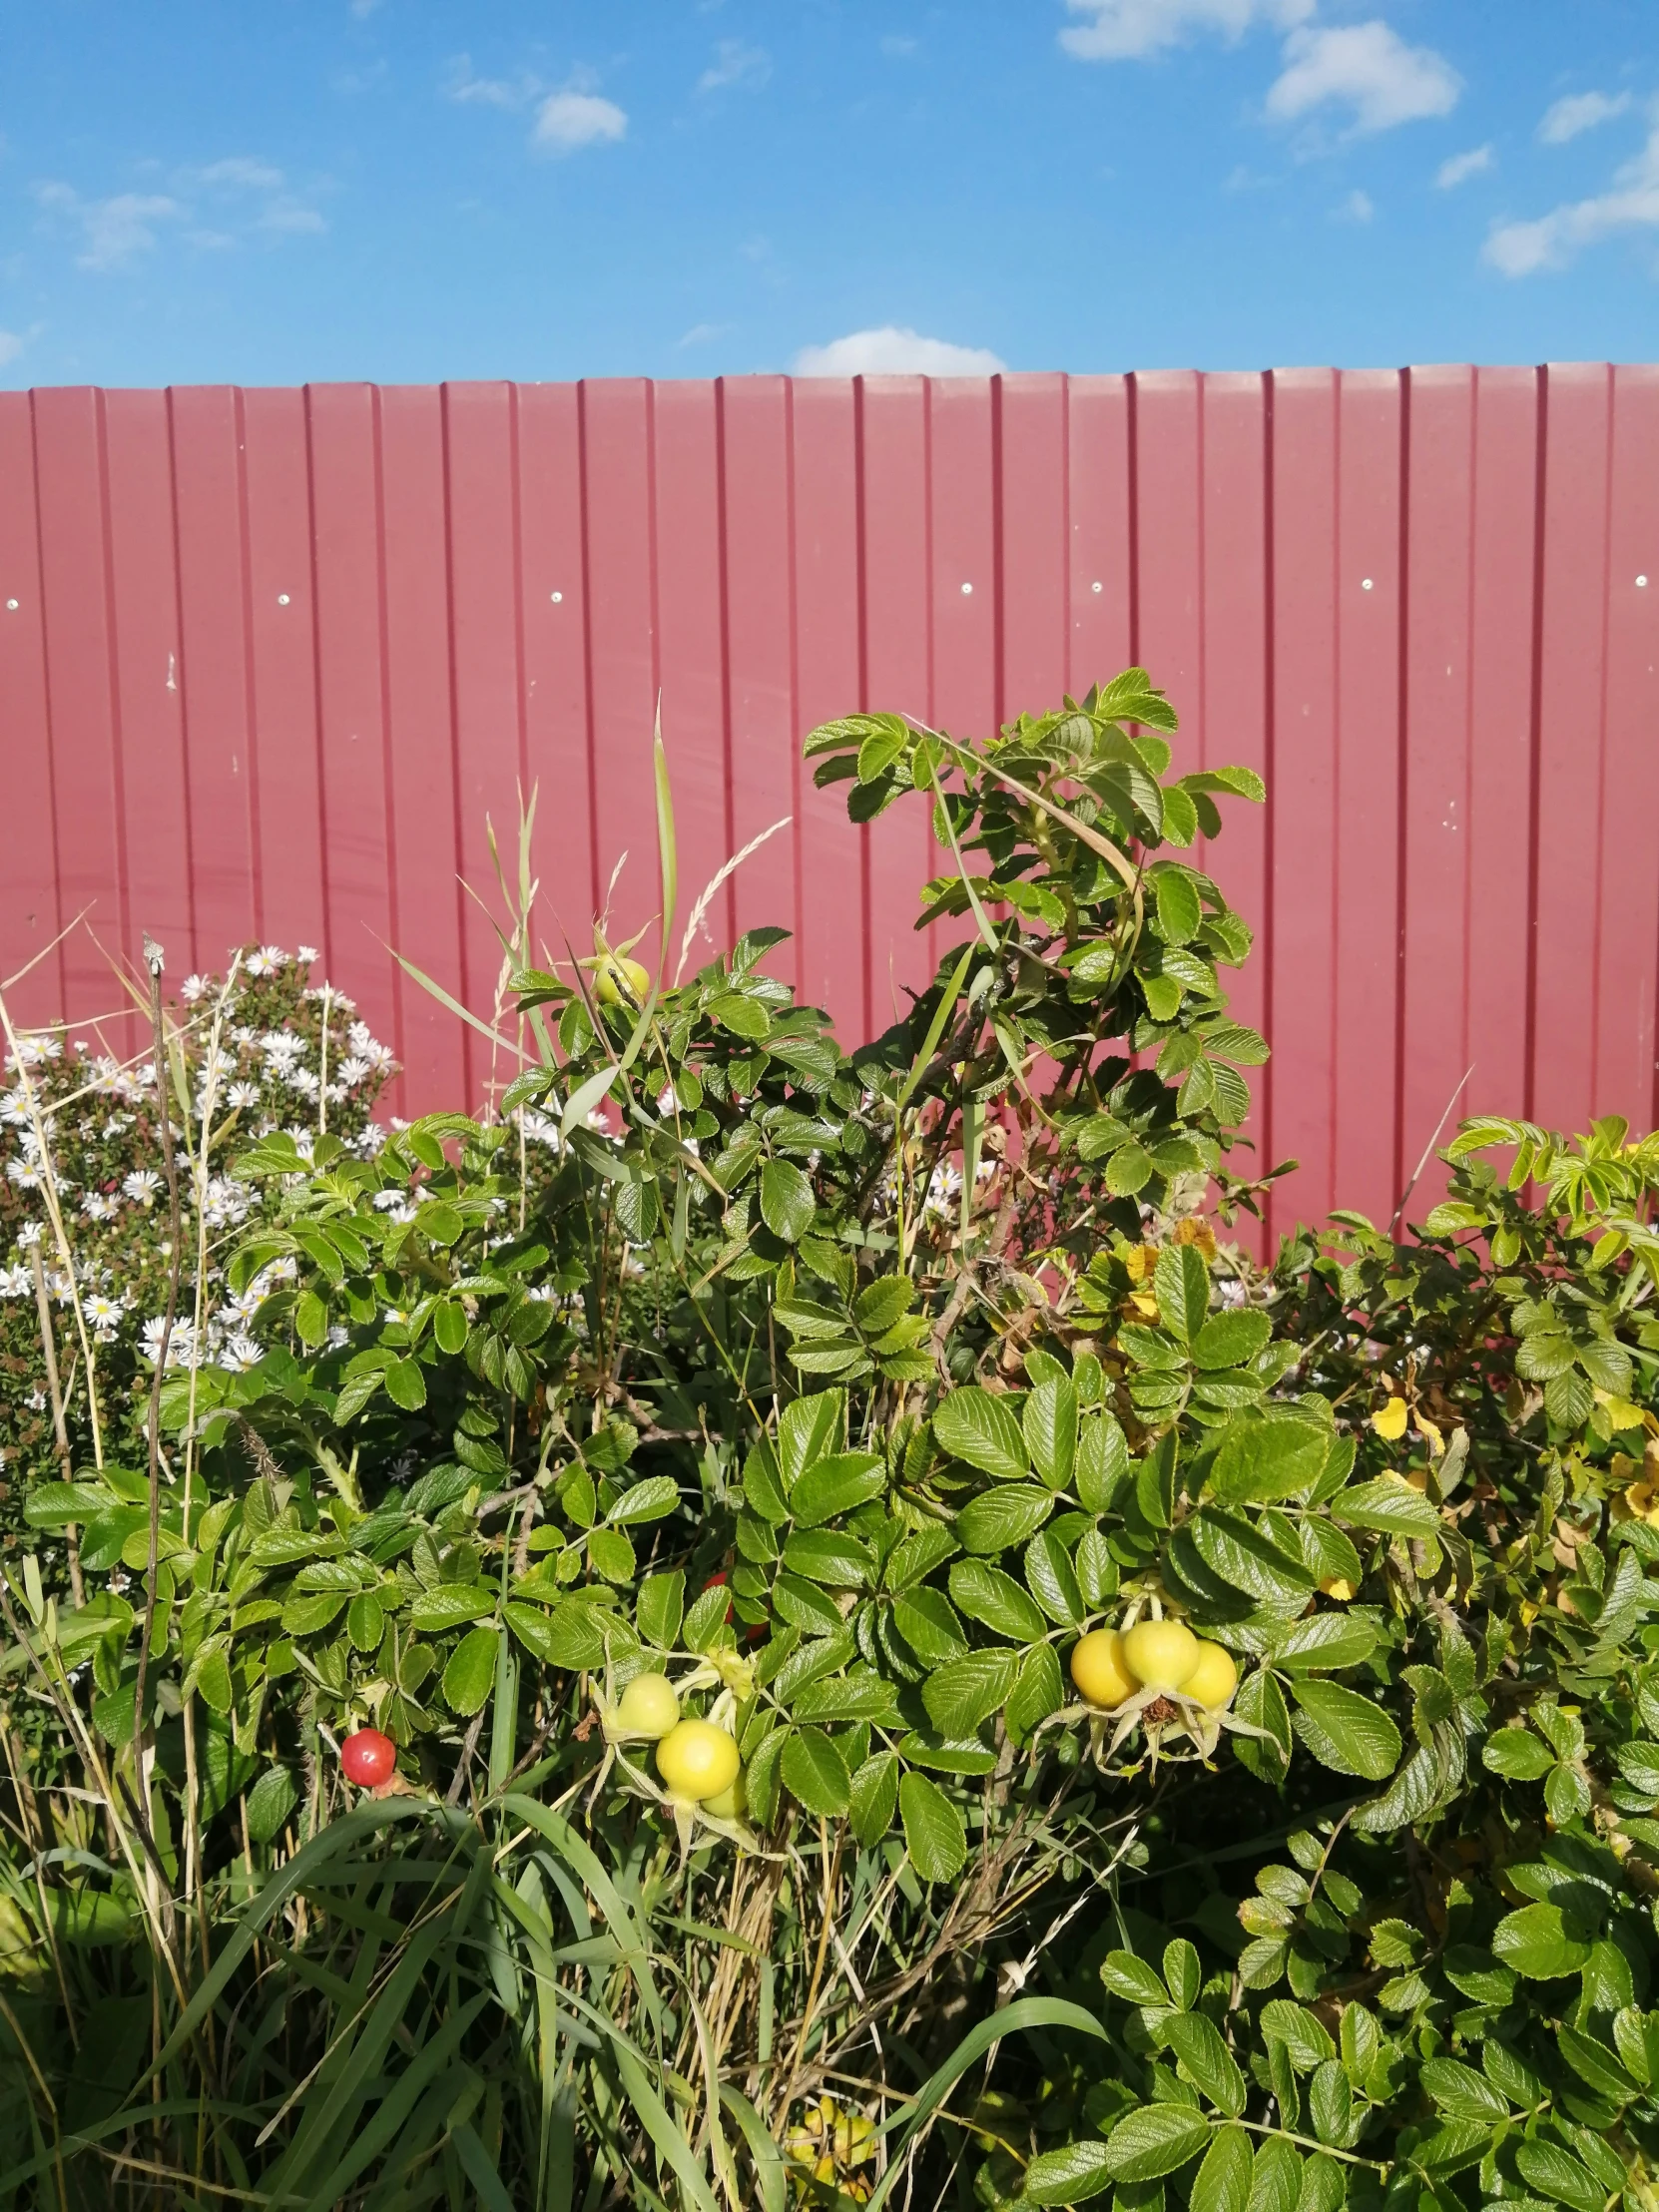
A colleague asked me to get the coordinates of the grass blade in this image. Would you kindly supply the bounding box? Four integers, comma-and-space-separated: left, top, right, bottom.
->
863, 1996, 1110, 2212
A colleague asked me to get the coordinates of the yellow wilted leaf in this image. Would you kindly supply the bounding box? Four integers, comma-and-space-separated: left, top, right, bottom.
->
1127, 1292, 1160, 1322
1320, 1577, 1358, 1602
1371, 1396, 1408, 1441
1416, 1411, 1444, 1457
1613, 1474, 1659, 1529
1604, 1396, 1647, 1434
1124, 1243, 1159, 1284
1174, 1216, 1219, 1263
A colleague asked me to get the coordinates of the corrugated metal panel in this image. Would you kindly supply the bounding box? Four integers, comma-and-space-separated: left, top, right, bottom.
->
2, 369, 1656, 1243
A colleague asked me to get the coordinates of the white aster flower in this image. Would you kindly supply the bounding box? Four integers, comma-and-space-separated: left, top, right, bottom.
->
142, 1315, 196, 1367
337, 1056, 371, 1088
123, 1169, 163, 1205
201, 1176, 254, 1228
6, 1159, 43, 1189
80, 1193, 118, 1222
297, 944, 318, 965
84, 1292, 124, 1328
219, 1336, 264, 1372
180, 974, 209, 1003
227, 1081, 262, 1109
0, 1265, 32, 1298
8, 1036, 61, 1068
345, 1022, 394, 1071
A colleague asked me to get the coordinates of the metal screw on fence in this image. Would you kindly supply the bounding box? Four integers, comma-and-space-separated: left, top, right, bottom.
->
1639, 575, 1650, 588
277, 593, 290, 605
960, 581, 972, 595
551, 591, 563, 602
1362, 578, 1374, 591
5, 599, 16, 611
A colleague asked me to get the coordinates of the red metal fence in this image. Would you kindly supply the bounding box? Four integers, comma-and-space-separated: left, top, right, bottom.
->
2, 367, 1656, 1241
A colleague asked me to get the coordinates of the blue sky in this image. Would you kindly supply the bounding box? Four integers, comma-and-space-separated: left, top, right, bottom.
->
1, 0, 1655, 387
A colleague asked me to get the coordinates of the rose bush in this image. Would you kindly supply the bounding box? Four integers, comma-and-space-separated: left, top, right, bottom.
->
2, 673, 1658, 2212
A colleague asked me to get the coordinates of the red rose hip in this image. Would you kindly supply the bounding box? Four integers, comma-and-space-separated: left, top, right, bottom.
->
340, 1728, 396, 1787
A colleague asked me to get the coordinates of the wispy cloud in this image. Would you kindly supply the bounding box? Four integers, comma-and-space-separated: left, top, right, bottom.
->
880, 35, 918, 58
1538, 90, 1632, 145
1267, 22, 1460, 138
32, 184, 185, 269
444, 58, 628, 157
698, 39, 771, 94
32, 159, 325, 270
1485, 113, 1659, 276
182, 159, 328, 240
793, 326, 1005, 376
677, 321, 729, 348
443, 55, 537, 109
1059, 0, 1311, 63
1335, 187, 1375, 222
1061, 5, 1458, 146
0, 330, 26, 366
532, 88, 627, 154
1436, 144, 1493, 189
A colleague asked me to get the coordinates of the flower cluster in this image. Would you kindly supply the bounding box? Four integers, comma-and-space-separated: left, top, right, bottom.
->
0, 945, 394, 1544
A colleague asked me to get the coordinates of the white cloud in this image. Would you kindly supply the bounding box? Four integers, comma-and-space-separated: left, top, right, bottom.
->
33, 162, 324, 268
444, 56, 534, 109
698, 39, 771, 93
183, 159, 327, 240
1059, 0, 1311, 62
32, 183, 185, 269
1335, 187, 1375, 221
1538, 90, 1632, 145
793, 326, 1006, 376
532, 89, 627, 154
677, 321, 728, 347
1267, 21, 1459, 137
260, 200, 327, 236
1485, 117, 1659, 275
881, 35, 919, 58
1436, 144, 1493, 188
0, 330, 24, 366
195, 157, 285, 190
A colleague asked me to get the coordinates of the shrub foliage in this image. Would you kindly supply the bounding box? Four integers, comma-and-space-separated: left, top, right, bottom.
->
2, 674, 1659, 2212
